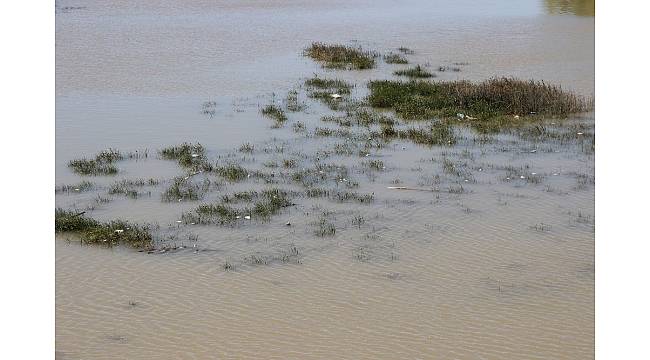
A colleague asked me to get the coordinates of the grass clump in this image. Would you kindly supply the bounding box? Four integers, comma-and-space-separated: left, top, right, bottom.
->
55, 209, 153, 249
162, 177, 208, 202
398, 47, 415, 54
68, 150, 123, 176
160, 143, 207, 170
215, 164, 248, 182
394, 65, 434, 78
398, 123, 457, 146
285, 90, 305, 112
305, 77, 353, 93
261, 105, 288, 124
239, 143, 254, 153
314, 218, 336, 237
250, 189, 294, 220
55, 180, 95, 194
81, 221, 153, 248
363, 160, 385, 171
305, 42, 377, 70
384, 53, 409, 64
332, 191, 374, 203
305, 76, 354, 110
368, 78, 592, 124
55, 209, 99, 232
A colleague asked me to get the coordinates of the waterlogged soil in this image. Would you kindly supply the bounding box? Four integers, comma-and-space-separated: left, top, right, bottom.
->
56, 0, 594, 359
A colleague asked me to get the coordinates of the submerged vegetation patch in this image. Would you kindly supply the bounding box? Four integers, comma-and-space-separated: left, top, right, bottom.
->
68, 149, 124, 176
55, 209, 153, 249
305, 42, 377, 70
393, 65, 434, 78
261, 105, 288, 127
384, 53, 409, 64
162, 177, 209, 202
183, 188, 294, 225
160, 143, 210, 171
368, 78, 592, 129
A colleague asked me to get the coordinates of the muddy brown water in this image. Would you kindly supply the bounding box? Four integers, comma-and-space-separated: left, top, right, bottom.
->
56, 0, 594, 359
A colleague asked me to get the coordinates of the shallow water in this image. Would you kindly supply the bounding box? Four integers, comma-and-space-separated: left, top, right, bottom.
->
56, 0, 594, 358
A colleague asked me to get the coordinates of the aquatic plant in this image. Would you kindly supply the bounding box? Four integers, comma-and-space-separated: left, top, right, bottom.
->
239, 143, 254, 153
314, 217, 336, 237
159, 143, 207, 169
68, 150, 124, 176
304, 42, 377, 69
368, 78, 592, 124
393, 65, 434, 78
55, 209, 99, 232
363, 160, 385, 171
261, 104, 288, 123
215, 164, 248, 182
384, 53, 409, 64
162, 177, 208, 202
305, 77, 353, 93
55, 209, 153, 249
398, 123, 457, 146
285, 90, 305, 112
55, 180, 95, 194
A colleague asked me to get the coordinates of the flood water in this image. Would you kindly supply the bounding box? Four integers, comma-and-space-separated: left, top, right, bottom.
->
56, 0, 594, 359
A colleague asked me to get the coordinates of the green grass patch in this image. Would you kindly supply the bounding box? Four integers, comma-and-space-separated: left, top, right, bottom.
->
55, 209, 153, 249
68, 149, 123, 175
160, 143, 208, 170
384, 53, 409, 64
394, 65, 434, 78
368, 78, 592, 125
261, 105, 288, 126
162, 177, 208, 202
305, 42, 377, 70
215, 164, 248, 182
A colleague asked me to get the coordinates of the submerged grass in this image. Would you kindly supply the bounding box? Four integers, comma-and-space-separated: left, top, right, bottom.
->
305, 42, 377, 70
68, 148, 123, 176
162, 177, 209, 202
384, 53, 409, 64
368, 78, 592, 129
185, 188, 294, 224
261, 105, 288, 125
160, 143, 209, 170
393, 65, 434, 78
55, 209, 153, 249
215, 164, 248, 182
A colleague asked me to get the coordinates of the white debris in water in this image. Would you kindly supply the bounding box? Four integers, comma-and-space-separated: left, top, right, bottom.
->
577, 132, 584, 135
456, 113, 465, 119
530, 149, 537, 153
236, 216, 241, 219
114, 229, 124, 234
330, 93, 342, 99
531, 172, 537, 175
244, 215, 251, 220
176, 220, 182, 223
191, 153, 199, 158
514, 115, 520, 119
520, 175, 525, 179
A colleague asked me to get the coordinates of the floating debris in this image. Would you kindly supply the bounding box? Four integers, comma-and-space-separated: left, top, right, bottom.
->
330, 93, 342, 99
